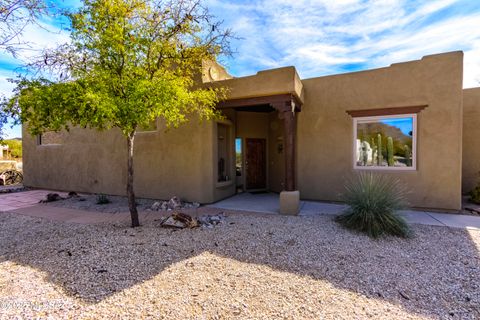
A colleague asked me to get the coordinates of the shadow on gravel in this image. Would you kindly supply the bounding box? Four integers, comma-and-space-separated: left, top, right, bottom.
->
0, 209, 479, 318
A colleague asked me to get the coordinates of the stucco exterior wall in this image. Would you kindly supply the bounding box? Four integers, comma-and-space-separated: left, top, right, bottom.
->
462, 87, 480, 192
297, 51, 464, 210
215, 66, 304, 102
23, 117, 217, 203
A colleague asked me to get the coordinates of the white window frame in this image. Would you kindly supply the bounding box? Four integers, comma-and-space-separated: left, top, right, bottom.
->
353, 113, 417, 171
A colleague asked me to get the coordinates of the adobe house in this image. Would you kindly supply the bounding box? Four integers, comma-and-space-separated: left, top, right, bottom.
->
22, 51, 480, 213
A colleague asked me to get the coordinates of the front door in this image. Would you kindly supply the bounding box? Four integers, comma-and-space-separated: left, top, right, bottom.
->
246, 138, 266, 190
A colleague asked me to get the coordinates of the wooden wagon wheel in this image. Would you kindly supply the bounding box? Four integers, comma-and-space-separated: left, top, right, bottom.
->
1, 170, 23, 185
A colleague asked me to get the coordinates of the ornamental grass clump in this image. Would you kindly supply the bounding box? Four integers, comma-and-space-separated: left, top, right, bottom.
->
96, 194, 111, 205
335, 172, 411, 239
470, 185, 480, 204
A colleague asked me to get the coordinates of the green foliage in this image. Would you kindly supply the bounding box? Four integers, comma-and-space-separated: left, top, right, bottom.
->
370, 137, 376, 164
404, 145, 411, 167
387, 136, 394, 166
3, 139, 22, 158
2, 0, 231, 227
236, 152, 242, 167
376, 133, 382, 165
360, 141, 368, 165
96, 194, 110, 205
335, 172, 411, 239
470, 187, 480, 204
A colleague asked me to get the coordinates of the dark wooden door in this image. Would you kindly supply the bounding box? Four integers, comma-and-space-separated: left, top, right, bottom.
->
246, 138, 266, 190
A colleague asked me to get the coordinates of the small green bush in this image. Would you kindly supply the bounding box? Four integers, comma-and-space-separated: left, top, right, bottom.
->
470, 185, 480, 204
335, 172, 411, 239
96, 194, 111, 205
2, 139, 22, 158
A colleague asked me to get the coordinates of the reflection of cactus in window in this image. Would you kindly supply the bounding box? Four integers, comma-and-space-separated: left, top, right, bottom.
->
387, 136, 394, 166
370, 138, 376, 166
404, 145, 411, 166
361, 141, 368, 166
377, 133, 382, 166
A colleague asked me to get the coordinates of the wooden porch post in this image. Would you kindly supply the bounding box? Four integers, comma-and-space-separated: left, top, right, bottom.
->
273, 98, 297, 192
282, 109, 296, 191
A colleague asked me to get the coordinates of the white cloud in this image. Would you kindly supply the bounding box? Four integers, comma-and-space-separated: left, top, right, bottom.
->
464, 41, 480, 88
0, 19, 70, 97
0, 71, 16, 97
209, 0, 480, 87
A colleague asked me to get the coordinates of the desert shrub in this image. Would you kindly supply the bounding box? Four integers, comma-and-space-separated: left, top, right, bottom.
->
470, 185, 480, 204
96, 194, 110, 205
335, 172, 411, 238
3, 139, 22, 158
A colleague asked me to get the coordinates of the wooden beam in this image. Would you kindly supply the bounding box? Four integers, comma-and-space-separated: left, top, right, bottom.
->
346, 105, 427, 117
217, 94, 302, 111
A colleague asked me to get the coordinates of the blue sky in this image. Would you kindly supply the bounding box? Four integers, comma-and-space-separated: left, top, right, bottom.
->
236, 138, 242, 153
381, 118, 413, 136
2, 0, 480, 138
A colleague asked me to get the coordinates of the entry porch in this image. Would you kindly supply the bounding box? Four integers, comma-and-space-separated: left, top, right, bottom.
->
215, 93, 302, 214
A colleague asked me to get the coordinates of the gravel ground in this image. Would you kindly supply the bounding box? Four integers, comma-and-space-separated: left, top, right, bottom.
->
45, 193, 156, 213
0, 210, 479, 319
0, 184, 27, 194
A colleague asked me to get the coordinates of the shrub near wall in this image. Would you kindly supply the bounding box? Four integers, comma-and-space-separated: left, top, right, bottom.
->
3, 139, 22, 159
335, 172, 411, 238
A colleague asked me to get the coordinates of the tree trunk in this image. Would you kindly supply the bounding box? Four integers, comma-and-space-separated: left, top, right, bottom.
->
127, 131, 140, 227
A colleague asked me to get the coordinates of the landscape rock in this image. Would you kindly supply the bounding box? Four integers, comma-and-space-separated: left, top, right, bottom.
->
151, 202, 162, 211
161, 202, 169, 211
168, 196, 182, 209
39, 193, 64, 203
150, 196, 201, 211
160, 212, 199, 229
198, 212, 226, 228
159, 212, 225, 229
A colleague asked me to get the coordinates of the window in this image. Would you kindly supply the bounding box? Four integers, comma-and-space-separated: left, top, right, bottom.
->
235, 138, 242, 177
217, 123, 232, 182
353, 114, 416, 170
37, 131, 68, 145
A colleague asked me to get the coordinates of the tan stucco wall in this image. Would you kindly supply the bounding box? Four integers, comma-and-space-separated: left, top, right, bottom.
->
23, 117, 219, 203
214, 66, 304, 102
297, 51, 464, 210
462, 87, 480, 192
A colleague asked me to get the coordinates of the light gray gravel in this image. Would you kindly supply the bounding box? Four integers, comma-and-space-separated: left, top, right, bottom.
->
0, 210, 479, 319
45, 193, 156, 213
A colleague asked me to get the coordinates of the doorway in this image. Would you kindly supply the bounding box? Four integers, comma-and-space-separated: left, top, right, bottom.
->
245, 138, 267, 190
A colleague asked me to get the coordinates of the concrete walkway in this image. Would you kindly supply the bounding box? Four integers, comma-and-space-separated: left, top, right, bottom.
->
209, 192, 480, 230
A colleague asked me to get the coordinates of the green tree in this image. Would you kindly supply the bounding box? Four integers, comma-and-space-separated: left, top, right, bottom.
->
3, 139, 22, 158
3, 0, 231, 227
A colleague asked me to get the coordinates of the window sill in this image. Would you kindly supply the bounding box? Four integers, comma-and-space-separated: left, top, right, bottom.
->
354, 166, 417, 171
37, 144, 63, 147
